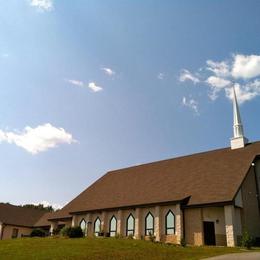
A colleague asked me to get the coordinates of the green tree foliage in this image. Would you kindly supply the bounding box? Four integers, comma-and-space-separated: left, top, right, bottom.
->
21, 204, 54, 212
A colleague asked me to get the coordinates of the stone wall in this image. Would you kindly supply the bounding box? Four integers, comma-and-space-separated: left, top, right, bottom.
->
72, 204, 182, 243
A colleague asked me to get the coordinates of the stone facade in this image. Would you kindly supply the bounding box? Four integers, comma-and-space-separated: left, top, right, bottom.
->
62, 204, 182, 243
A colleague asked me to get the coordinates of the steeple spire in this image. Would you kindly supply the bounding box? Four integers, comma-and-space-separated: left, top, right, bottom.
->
230, 85, 248, 149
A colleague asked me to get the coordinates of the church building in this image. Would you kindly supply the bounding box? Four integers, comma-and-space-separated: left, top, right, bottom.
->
42, 88, 260, 246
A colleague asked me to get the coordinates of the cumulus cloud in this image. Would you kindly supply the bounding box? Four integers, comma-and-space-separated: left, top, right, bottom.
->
206, 76, 231, 101
182, 97, 199, 115
232, 54, 260, 79
101, 67, 115, 76
180, 53, 260, 104
179, 69, 200, 84
206, 76, 231, 88
88, 82, 103, 92
0, 123, 75, 154
32, 200, 62, 210
29, 0, 54, 12
225, 81, 260, 104
206, 60, 230, 77
157, 72, 165, 80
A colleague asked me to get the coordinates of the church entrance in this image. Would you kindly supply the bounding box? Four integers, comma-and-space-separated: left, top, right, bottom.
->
203, 221, 216, 245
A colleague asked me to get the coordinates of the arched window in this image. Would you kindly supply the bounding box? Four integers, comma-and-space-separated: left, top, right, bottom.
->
145, 212, 154, 236
165, 210, 175, 235
94, 217, 101, 236
126, 214, 135, 236
79, 219, 87, 233
109, 216, 117, 237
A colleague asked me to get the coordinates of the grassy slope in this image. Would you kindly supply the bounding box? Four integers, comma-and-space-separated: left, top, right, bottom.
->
0, 237, 255, 260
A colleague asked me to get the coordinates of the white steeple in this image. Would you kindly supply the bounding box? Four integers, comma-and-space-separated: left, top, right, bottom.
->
230, 85, 248, 149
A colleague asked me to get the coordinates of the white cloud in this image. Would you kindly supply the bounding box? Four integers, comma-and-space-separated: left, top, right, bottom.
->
180, 53, 260, 104
157, 72, 165, 80
66, 79, 103, 93
182, 96, 199, 115
88, 82, 103, 92
30, 0, 53, 11
66, 79, 84, 87
206, 76, 231, 101
232, 54, 260, 79
0, 123, 75, 154
101, 67, 115, 76
225, 81, 260, 104
206, 60, 230, 77
179, 69, 200, 84
32, 200, 62, 210
206, 76, 231, 88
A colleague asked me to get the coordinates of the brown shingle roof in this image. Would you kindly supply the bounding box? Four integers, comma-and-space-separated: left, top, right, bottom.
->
0, 203, 46, 227
49, 142, 260, 220
33, 212, 55, 227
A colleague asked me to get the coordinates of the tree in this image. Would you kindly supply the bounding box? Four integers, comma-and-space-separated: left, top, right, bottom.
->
22, 204, 54, 212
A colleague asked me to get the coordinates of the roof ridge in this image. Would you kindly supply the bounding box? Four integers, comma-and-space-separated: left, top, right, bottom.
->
107, 141, 259, 174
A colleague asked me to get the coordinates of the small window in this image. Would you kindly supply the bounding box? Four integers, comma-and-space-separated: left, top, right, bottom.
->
109, 216, 117, 237
94, 217, 101, 236
80, 219, 87, 234
126, 214, 135, 236
12, 228, 19, 239
145, 212, 154, 236
165, 210, 175, 235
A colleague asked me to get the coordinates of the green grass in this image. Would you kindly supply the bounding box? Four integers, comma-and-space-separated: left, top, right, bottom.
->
0, 237, 257, 260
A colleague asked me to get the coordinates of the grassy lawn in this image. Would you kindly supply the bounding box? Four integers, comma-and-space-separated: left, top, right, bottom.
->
0, 237, 257, 260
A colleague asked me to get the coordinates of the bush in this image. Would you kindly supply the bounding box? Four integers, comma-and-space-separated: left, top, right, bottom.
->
241, 231, 254, 249
60, 227, 70, 237
127, 234, 134, 240
115, 233, 123, 239
148, 232, 156, 242
52, 227, 61, 236
60, 226, 83, 238
31, 229, 46, 237
180, 238, 186, 247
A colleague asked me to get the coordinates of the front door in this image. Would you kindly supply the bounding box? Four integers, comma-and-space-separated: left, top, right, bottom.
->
203, 221, 216, 245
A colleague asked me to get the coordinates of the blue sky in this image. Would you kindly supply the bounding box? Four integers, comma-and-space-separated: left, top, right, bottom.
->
1, 0, 260, 208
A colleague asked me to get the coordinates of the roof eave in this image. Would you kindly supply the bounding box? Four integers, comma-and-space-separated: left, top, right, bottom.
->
47, 216, 72, 222
69, 198, 190, 215
183, 200, 234, 209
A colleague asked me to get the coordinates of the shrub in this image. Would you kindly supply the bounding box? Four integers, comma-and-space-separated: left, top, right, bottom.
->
127, 234, 134, 240
60, 227, 70, 237
52, 228, 61, 236
69, 227, 84, 238
31, 229, 46, 237
60, 226, 83, 238
115, 233, 123, 239
180, 238, 186, 247
241, 231, 254, 249
148, 232, 156, 242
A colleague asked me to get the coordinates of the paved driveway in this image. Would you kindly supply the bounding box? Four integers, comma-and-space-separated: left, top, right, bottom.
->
205, 252, 260, 260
